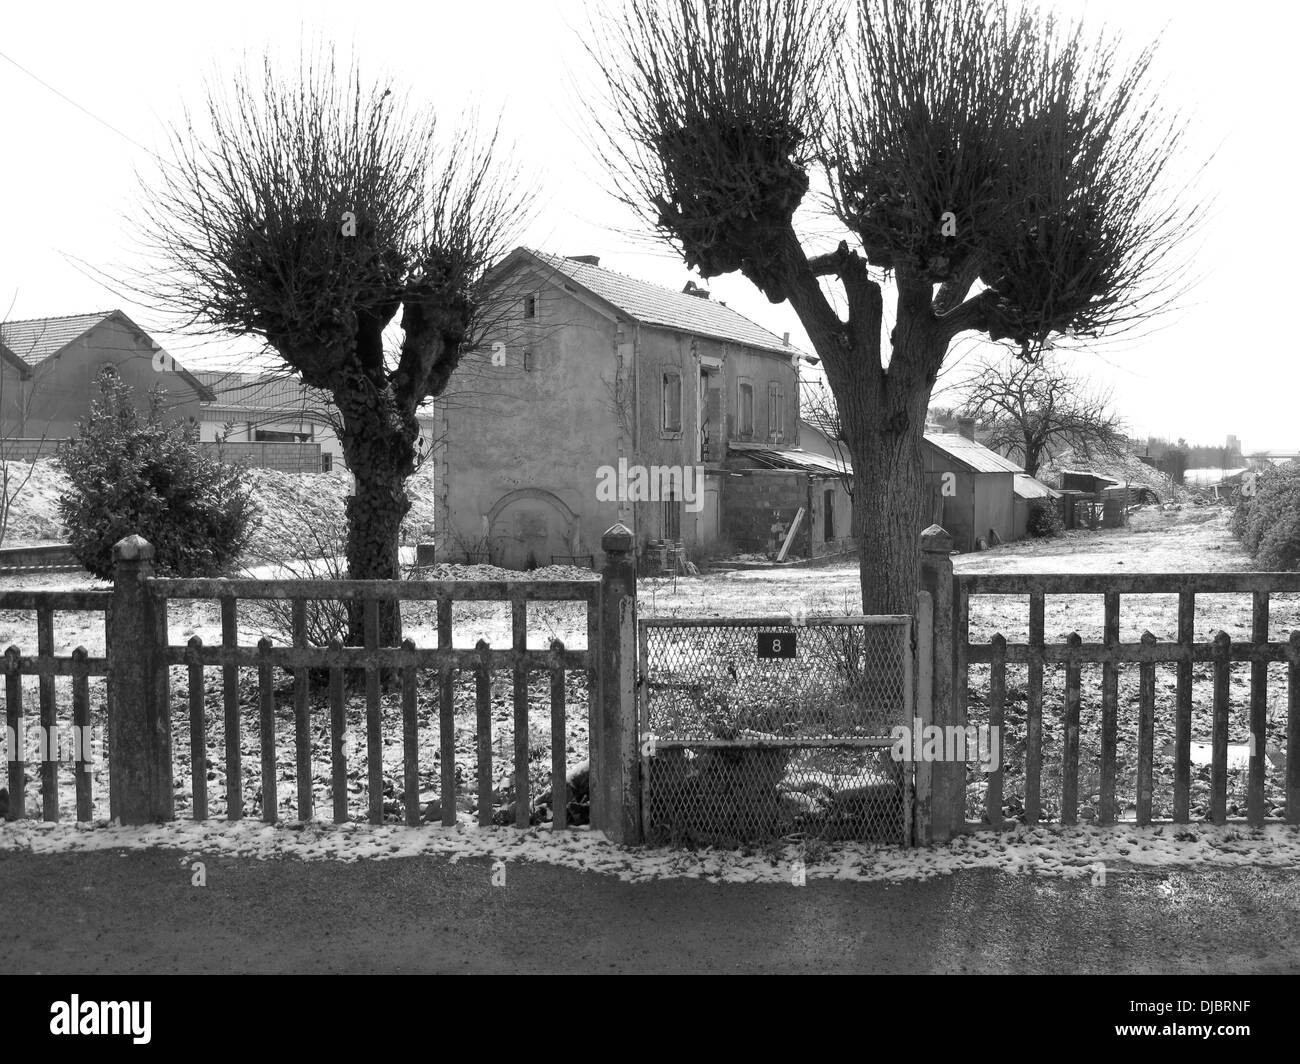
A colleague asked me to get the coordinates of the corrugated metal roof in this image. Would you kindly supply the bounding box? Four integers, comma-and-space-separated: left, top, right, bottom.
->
0, 311, 120, 365
194, 370, 331, 414
924, 433, 1023, 474
728, 442, 850, 475
1014, 473, 1061, 500
515, 250, 806, 357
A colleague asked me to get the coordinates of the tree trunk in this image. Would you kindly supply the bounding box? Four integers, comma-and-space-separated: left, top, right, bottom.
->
335, 375, 417, 648
847, 419, 929, 616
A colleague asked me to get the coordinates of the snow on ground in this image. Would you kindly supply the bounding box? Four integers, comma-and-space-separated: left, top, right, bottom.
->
1, 817, 1297, 884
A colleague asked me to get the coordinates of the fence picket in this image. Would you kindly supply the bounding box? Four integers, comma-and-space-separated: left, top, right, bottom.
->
401, 638, 419, 827
1174, 591, 1194, 822
1288, 631, 1300, 826
513, 598, 529, 829
258, 637, 276, 823
987, 633, 1006, 828
1025, 592, 1044, 825
1099, 592, 1120, 823
221, 597, 241, 821
364, 599, 382, 825
1249, 592, 1269, 827
550, 638, 567, 830
475, 639, 492, 827
38, 607, 56, 822
187, 636, 207, 821
1211, 631, 1230, 825
1062, 632, 1082, 825
72, 646, 92, 822
438, 599, 455, 827
5, 645, 23, 819
328, 636, 347, 824
292, 599, 312, 822
1137, 631, 1157, 825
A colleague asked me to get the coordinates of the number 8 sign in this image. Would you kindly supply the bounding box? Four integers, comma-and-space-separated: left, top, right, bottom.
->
757, 631, 797, 658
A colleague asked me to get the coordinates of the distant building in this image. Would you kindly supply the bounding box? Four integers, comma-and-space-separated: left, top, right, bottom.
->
0, 310, 212, 443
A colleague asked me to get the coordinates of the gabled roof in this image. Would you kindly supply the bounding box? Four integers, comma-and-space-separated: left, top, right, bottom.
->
924, 433, 1024, 475
0, 310, 215, 400
195, 369, 438, 424
490, 248, 809, 358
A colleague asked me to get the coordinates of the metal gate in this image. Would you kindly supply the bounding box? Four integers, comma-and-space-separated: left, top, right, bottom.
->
638, 615, 914, 847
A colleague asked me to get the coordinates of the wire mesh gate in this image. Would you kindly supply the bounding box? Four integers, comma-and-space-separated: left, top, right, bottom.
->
638, 615, 914, 847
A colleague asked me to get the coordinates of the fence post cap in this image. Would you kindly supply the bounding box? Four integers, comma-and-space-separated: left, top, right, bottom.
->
601, 523, 635, 553
920, 525, 952, 552
113, 534, 154, 561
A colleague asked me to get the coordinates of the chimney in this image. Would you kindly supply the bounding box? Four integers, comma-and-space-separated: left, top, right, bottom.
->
956, 416, 976, 441
782, 332, 790, 346
683, 280, 710, 299
566, 255, 600, 266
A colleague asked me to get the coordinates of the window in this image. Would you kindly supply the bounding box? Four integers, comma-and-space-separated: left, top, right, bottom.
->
767, 381, 784, 440
662, 370, 682, 434
823, 489, 835, 542
738, 380, 754, 438
523, 294, 537, 319
254, 429, 306, 443
322, 454, 333, 473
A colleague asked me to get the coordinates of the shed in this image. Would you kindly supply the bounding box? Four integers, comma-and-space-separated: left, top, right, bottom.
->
1012, 473, 1063, 540
921, 433, 1022, 552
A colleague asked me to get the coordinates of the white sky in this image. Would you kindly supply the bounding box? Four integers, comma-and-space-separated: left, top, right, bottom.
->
1, 0, 1294, 449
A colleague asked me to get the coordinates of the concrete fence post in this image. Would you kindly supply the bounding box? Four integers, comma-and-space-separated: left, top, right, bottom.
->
107, 535, 173, 824
917, 525, 963, 843
592, 523, 640, 843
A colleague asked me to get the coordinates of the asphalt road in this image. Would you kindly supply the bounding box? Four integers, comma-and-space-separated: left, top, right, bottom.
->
4, 849, 1299, 974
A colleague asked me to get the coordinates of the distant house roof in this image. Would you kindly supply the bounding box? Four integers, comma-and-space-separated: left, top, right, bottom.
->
195, 370, 437, 425
729, 441, 850, 475
0, 310, 215, 400
1013, 473, 1061, 500
924, 433, 1024, 475
490, 248, 809, 358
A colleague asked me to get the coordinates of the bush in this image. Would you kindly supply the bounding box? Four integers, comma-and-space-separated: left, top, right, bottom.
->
1026, 499, 1065, 538
58, 370, 259, 578
1231, 463, 1300, 570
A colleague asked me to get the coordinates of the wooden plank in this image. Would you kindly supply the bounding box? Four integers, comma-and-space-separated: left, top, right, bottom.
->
72, 646, 92, 822
964, 640, 1296, 665
222, 597, 241, 821
1211, 631, 1230, 825
156, 643, 593, 671
1288, 631, 1300, 826
37, 607, 56, 821
956, 572, 1300, 595
1248, 591, 1269, 827
401, 638, 419, 827
1099, 591, 1120, 824
5, 645, 24, 819
187, 637, 207, 821
1025, 591, 1044, 825
987, 633, 1006, 828
329, 637, 347, 824
146, 577, 602, 602
775, 507, 805, 563
292, 599, 312, 821
0, 591, 111, 611
1061, 632, 1082, 826
1174, 591, 1194, 822
550, 639, 567, 830
513, 599, 529, 828
258, 637, 276, 824
476, 639, 493, 827
364, 599, 383, 826
438, 599, 455, 828
1136, 632, 1156, 826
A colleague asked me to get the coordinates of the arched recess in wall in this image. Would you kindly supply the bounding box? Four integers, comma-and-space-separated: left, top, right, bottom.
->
485, 488, 581, 570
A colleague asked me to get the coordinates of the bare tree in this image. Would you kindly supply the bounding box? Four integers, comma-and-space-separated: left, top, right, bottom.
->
135, 50, 531, 642
800, 378, 853, 500
588, 0, 1204, 611
956, 355, 1125, 476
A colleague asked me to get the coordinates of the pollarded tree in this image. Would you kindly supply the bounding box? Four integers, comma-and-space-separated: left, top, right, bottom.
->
137, 51, 529, 642
589, 0, 1204, 612
957, 355, 1126, 477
